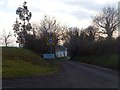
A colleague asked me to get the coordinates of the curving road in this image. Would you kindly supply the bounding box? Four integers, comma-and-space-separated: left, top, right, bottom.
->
2, 60, 118, 88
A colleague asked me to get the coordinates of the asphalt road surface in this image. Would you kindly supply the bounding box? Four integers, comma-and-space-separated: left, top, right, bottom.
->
2, 60, 118, 88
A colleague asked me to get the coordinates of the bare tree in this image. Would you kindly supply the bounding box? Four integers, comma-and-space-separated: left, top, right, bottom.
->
93, 6, 118, 40
23, 15, 67, 54
37, 15, 63, 45
0, 31, 13, 47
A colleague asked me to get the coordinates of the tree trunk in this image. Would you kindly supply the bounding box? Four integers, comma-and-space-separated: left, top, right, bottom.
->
107, 31, 113, 40
5, 43, 7, 47
106, 27, 113, 40
5, 38, 7, 47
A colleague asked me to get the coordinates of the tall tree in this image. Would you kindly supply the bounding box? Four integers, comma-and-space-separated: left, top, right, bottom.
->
64, 27, 81, 57
93, 6, 118, 40
13, 1, 32, 47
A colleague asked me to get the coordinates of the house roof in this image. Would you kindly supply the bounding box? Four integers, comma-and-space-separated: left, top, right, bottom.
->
55, 45, 67, 51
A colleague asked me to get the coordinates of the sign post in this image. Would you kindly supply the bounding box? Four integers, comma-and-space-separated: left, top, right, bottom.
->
43, 54, 55, 68
44, 34, 56, 68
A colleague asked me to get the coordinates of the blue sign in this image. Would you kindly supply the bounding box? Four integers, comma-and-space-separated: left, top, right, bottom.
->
48, 39, 53, 44
43, 54, 55, 59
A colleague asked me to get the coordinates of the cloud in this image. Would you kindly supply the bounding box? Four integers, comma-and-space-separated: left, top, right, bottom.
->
0, 0, 119, 46
49, 12, 92, 28
28, 0, 79, 14
92, 0, 119, 4
0, 0, 119, 32
0, 12, 16, 30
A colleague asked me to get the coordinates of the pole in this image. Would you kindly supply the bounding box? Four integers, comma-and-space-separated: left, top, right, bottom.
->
50, 44, 53, 68
50, 45, 52, 53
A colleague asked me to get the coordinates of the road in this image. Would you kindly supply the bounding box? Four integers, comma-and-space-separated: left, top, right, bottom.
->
2, 60, 118, 88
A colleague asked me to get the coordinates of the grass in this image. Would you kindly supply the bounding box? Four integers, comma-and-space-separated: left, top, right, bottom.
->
2, 47, 61, 79
72, 54, 118, 70
2, 47, 47, 66
3, 59, 59, 78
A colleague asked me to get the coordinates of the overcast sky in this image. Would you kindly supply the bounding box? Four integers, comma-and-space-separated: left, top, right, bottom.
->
0, 0, 119, 35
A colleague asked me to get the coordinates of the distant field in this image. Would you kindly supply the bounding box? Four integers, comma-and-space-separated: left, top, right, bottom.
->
2, 47, 60, 78
72, 54, 118, 70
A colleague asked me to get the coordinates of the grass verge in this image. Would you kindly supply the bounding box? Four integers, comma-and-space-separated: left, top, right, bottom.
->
2, 47, 61, 79
72, 54, 118, 70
